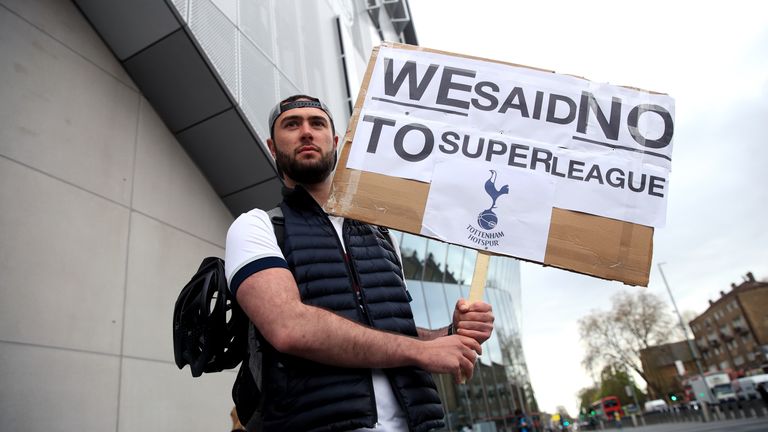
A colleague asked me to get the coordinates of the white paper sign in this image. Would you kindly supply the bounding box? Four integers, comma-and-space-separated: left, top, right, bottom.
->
347, 45, 675, 232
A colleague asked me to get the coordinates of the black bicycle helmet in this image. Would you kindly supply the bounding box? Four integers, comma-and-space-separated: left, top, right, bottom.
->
173, 257, 248, 377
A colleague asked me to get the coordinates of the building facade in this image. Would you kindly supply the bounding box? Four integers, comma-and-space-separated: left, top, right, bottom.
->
639, 340, 699, 400
0, 0, 533, 430
397, 232, 534, 428
689, 272, 768, 376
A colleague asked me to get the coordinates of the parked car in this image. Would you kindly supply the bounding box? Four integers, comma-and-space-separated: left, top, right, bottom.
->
644, 399, 669, 413
733, 374, 768, 400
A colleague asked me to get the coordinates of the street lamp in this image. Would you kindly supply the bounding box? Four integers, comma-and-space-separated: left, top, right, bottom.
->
657, 262, 694, 343
657, 262, 712, 421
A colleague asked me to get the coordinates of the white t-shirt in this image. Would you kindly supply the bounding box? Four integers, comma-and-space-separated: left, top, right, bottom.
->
225, 209, 408, 431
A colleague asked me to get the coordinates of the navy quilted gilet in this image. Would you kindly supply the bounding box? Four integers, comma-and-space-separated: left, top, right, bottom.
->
259, 187, 444, 432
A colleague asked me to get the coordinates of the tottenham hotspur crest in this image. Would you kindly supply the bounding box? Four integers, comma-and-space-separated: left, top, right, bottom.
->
466, 170, 509, 248
477, 170, 509, 230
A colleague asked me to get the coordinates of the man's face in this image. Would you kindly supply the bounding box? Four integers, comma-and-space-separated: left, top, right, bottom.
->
269, 105, 338, 185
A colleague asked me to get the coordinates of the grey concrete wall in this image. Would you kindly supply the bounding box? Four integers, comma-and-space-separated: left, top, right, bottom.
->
0, 0, 236, 430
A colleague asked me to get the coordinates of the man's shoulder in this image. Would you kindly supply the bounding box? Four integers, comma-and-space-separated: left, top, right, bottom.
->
227, 208, 278, 238
232, 208, 275, 226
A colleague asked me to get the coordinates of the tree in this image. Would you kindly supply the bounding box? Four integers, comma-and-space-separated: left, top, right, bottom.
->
578, 290, 675, 396
578, 367, 647, 413
598, 366, 646, 407
577, 385, 600, 412
668, 309, 700, 342
555, 405, 572, 419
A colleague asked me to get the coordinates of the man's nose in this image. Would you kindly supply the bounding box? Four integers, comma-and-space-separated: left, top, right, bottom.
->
298, 121, 314, 136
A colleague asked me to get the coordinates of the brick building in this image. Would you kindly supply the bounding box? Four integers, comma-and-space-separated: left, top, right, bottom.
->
640, 340, 699, 398
689, 272, 768, 376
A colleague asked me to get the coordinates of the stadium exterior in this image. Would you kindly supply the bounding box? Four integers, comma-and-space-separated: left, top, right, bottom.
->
0, 0, 535, 430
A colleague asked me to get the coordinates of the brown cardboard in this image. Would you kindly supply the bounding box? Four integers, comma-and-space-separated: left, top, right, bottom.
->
325, 43, 656, 286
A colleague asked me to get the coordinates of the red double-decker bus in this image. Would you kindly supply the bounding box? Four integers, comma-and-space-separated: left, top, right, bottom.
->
590, 396, 622, 421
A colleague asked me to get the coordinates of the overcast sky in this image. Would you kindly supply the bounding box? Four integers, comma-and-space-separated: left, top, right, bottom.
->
409, 0, 768, 416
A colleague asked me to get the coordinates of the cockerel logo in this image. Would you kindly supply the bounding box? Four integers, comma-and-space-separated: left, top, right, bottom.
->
477, 170, 509, 230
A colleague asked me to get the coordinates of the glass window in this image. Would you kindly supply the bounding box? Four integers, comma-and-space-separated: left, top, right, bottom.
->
400, 233, 428, 280
443, 282, 462, 321
423, 240, 448, 283
444, 244, 465, 285
407, 281, 429, 328
422, 281, 450, 328
491, 288, 516, 337
460, 249, 478, 292
484, 330, 503, 367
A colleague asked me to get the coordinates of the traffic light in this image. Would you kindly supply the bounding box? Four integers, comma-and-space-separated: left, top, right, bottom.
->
668, 392, 678, 402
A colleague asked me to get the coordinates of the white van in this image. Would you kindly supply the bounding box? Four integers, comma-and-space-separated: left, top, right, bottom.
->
644, 399, 669, 413
734, 374, 768, 400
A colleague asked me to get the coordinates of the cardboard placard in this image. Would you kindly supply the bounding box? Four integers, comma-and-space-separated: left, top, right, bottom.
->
326, 43, 671, 286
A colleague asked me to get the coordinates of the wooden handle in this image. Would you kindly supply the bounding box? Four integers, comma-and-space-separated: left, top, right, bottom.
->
461, 250, 492, 383
468, 251, 491, 303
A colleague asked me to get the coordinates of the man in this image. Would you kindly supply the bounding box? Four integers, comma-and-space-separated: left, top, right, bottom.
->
225, 95, 495, 432
513, 408, 530, 432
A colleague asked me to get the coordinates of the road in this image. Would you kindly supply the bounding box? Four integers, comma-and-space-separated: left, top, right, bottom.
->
600, 417, 768, 432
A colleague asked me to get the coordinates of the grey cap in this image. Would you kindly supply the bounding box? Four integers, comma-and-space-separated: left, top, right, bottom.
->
268, 95, 335, 139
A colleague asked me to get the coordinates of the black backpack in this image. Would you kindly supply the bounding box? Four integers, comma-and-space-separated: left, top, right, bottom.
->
172, 257, 248, 377
173, 208, 285, 428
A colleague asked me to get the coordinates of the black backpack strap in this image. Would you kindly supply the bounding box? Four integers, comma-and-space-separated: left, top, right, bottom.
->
266, 206, 284, 252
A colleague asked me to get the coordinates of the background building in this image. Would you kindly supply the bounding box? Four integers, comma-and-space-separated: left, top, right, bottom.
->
640, 340, 699, 400
0, 0, 533, 430
689, 271, 768, 376
397, 233, 534, 428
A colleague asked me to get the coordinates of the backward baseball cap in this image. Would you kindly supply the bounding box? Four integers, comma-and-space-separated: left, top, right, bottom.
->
268, 95, 335, 139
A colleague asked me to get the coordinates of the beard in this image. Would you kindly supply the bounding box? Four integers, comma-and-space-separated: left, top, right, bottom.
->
274, 145, 336, 185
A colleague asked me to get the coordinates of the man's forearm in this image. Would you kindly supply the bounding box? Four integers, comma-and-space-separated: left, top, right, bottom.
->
274, 302, 422, 368
269, 303, 480, 381
235, 267, 480, 380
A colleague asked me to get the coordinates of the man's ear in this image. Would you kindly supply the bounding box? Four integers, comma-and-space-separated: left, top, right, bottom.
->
267, 138, 276, 158
333, 135, 339, 150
